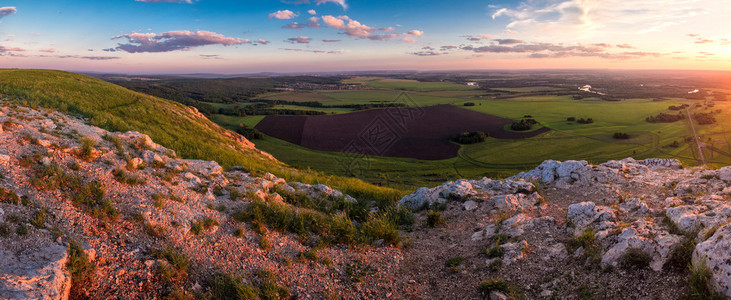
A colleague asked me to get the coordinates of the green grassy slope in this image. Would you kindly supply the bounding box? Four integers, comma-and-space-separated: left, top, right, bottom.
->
0, 69, 405, 202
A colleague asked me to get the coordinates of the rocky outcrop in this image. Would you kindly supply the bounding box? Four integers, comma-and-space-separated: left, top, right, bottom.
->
0, 244, 70, 300
397, 178, 538, 211
694, 223, 731, 296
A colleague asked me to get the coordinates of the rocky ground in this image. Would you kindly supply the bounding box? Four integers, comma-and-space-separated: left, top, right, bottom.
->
0, 102, 730, 299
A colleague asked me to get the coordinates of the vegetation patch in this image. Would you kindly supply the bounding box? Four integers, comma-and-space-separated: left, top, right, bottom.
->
67, 240, 96, 298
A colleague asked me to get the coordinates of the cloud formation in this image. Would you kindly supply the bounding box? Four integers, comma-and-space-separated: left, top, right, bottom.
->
491, 0, 708, 37
286, 0, 347, 9
281, 48, 344, 54
320, 15, 423, 42
135, 0, 194, 3
286, 36, 312, 44
463, 34, 493, 42
0, 7, 17, 18
688, 34, 730, 45
112, 30, 247, 53
283, 17, 320, 29
269, 10, 298, 19
0, 45, 25, 53
493, 38, 523, 45
55, 55, 121, 60
460, 41, 662, 60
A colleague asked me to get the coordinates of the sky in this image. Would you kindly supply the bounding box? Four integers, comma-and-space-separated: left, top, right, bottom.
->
0, 0, 730, 74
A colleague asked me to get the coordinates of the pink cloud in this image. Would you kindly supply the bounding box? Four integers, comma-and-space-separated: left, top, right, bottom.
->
407, 30, 423, 37
135, 0, 194, 3
269, 10, 298, 20
0, 7, 17, 18
112, 30, 246, 53
286, 36, 312, 44
39, 48, 57, 53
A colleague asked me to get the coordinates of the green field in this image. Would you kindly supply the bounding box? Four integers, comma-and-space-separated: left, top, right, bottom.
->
100, 72, 731, 189
238, 85, 731, 188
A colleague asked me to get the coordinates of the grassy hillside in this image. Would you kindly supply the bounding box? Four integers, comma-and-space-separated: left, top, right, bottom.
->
0, 69, 405, 202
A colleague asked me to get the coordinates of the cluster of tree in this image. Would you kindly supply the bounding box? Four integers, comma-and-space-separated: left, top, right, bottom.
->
668, 104, 690, 111
451, 131, 487, 144
566, 117, 576, 121
713, 91, 728, 101
694, 112, 717, 125
685, 90, 709, 100
576, 118, 594, 124
236, 124, 263, 140
256, 99, 406, 111
219, 104, 326, 117
646, 112, 685, 123
667, 140, 680, 148
463, 102, 476, 106
613, 132, 631, 139
510, 118, 538, 131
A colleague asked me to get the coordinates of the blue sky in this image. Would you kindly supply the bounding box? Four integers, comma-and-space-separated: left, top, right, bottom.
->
0, 0, 729, 73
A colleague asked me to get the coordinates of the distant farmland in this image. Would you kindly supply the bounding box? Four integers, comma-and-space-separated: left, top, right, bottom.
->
255, 105, 550, 160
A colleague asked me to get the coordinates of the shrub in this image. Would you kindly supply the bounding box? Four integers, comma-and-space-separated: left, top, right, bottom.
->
388, 206, 415, 229
236, 124, 263, 140
613, 132, 631, 139
445, 256, 465, 273
510, 118, 537, 131
31, 208, 47, 228
330, 212, 357, 244
685, 261, 725, 299
67, 240, 96, 297
567, 117, 576, 121
189, 216, 219, 235
568, 228, 601, 265
209, 273, 258, 300
646, 112, 684, 123
486, 245, 504, 259
112, 169, 146, 185
479, 279, 509, 295
77, 137, 96, 161
426, 210, 444, 228
665, 238, 696, 272
209, 271, 289, 300
451, 131, 487, 144
618, 248, 651, 270
259, 234, 272, 250
102, 133, 125, 155
361, 214, 400, 245
463, 102, 475, 106
577, 118, 594, 124
694, 112, 717, 125
71, 181, 118, 219
0, 187, 21, 204
154, 247, 189, 284
144, 222, 165, 238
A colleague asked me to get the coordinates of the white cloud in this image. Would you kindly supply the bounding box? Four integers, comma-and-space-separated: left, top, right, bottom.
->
308, 9, 317, 15
135, 0, 194, 3
491, 0, 713, 39
315, 0, 347, 9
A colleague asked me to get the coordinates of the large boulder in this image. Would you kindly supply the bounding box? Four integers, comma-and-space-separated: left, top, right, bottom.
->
693, 223, 731, 297
567, 202, 617, 233
511, 160, 592, 188
0, 244, 71, 300
719, 166, 731, 182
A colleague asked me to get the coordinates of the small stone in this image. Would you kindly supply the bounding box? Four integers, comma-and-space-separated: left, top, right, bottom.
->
489, 291, 508, 300
463, 200, 478, 211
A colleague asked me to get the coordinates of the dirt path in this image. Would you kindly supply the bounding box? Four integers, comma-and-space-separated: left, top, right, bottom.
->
685, 108, 706, 166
